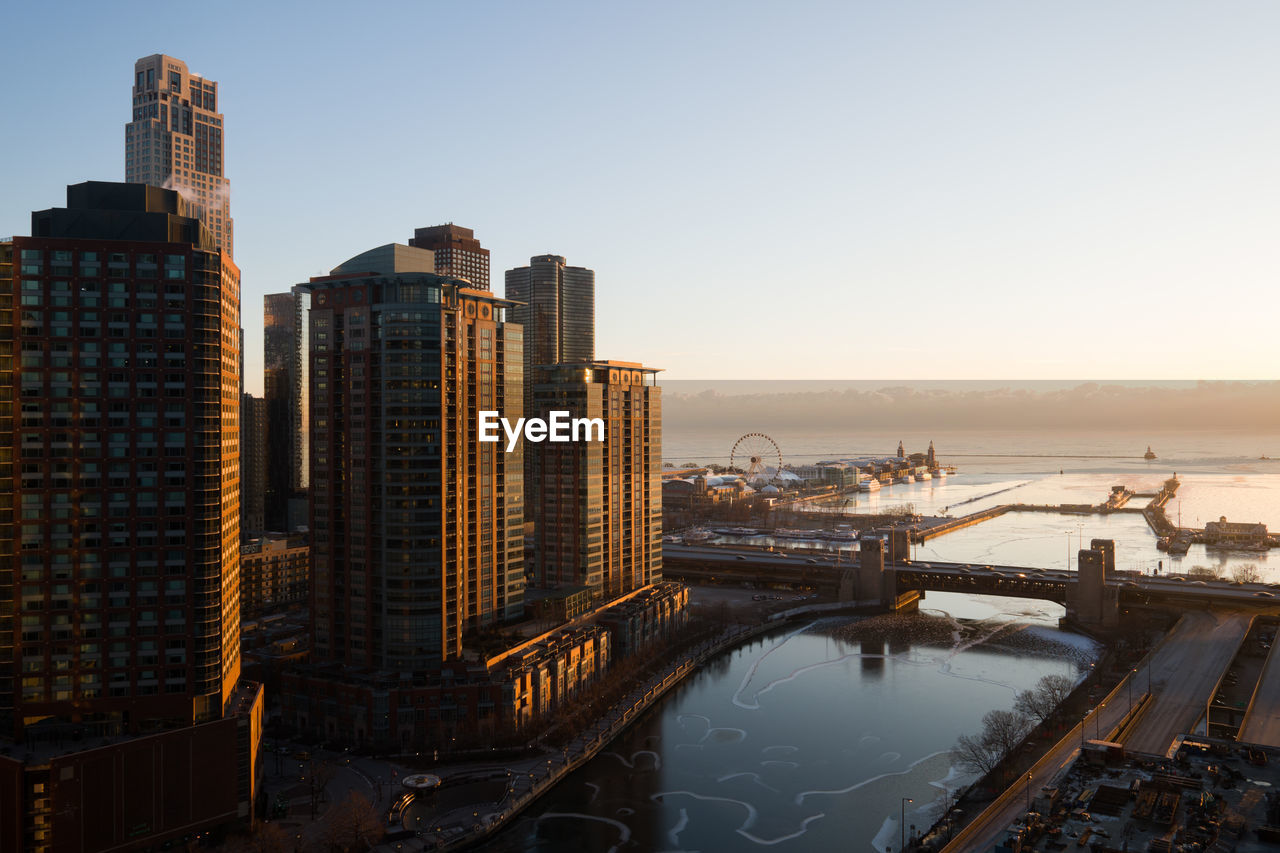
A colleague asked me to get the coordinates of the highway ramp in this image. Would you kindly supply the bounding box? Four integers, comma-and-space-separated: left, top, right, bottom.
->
1238, 627, 1280, 747
1122, 610, 1253, 756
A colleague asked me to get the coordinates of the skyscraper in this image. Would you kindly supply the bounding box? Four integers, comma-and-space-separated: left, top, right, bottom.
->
505, 254, 595, 516
504, 254, 595, 380
0, 241, 13, 732
409, 223, 491, 289
1, 182, 261, 851
241, 392, 266, 539
530, 362, 663, 600
263, 291, 307, 531
298, 243, 524, 669
125, 54, 234, 257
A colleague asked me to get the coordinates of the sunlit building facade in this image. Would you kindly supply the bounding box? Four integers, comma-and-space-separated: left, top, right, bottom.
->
125, 54, 233, 258
409, 223, 490, 289
299, 243, 525, 669
0, 182, 261, 852
504, 254, 594, 387
530, 361, 662, 601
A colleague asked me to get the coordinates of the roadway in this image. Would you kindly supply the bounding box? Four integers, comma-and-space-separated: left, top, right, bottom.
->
945, 609, 1256, 853
1120, 610, 1253, 756
1237, 628, 1280, 748
942, 674, 1145, 853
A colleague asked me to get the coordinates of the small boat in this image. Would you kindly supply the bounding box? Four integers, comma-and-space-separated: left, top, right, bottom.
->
930, 468, 947, 479
917, 471, 931, 481
712, 526, 761, 536
856, 479, 881, 492
682, 528, 716, 543
1144, 446, 1157, 460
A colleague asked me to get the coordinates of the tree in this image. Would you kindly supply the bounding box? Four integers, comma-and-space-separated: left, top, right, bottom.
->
952, 709, 1030, 778
1232, 563, 1262, 584
1188, 565, 1222, 579
322, 791, 383, 852
304, 758, 338, 819
1013, 673, 1075, 724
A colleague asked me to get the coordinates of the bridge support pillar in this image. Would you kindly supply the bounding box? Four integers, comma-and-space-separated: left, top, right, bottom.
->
888, 529, 910, 562
856, 536, 887, 605
1067, 546, 1120, 629
855, 537, 918, 611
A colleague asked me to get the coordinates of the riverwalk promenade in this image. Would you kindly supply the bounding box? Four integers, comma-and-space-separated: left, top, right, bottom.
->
413, 617, 794, 850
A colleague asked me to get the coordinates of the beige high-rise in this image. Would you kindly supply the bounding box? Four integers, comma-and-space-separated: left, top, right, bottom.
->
125, 54, 234, 257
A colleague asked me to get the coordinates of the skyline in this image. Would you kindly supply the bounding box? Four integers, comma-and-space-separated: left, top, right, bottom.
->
4, 2, 1280, 393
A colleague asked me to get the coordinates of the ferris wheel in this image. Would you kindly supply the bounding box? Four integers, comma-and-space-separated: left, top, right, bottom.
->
730, 433, 782, 484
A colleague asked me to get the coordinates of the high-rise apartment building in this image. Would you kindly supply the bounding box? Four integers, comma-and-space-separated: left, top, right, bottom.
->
409, 224, 490, 289
0, 241, 14, 733
298, 243, 524, 669
530, 361, 663, 601
504, 254, 595, 382
0, 183, 261, 852
263, 291, 307, 530
125, 54, 233, 257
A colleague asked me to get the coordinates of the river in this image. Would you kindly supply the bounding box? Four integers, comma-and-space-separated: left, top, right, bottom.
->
486, 592, 1097, 852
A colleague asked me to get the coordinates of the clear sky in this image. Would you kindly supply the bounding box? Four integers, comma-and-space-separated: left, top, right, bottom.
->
3, 1, 1278, 393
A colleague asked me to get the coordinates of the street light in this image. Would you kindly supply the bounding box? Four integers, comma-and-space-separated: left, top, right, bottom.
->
1026, 772, 1033, 814
1097, 703, 1105, 740
901, 797, 913, 851
1081, 712, 1087, 749
1130, 668, 1137, 709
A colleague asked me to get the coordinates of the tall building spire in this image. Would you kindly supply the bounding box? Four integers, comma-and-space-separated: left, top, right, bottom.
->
125, 54, 234, 257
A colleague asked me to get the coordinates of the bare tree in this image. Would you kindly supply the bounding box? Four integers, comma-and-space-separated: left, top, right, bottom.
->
985, 709, 1031, 757
1232, 563, 1262, 584
952, 709, 1030, 777
1014, 673, 1075, 724
1188, 565, 1222, 580
305, 758, 338, 819
953, 731, 1002, 777
322, 791, 384, 852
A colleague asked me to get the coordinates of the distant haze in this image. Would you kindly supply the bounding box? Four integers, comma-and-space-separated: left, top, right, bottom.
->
662, 380, 1280, 432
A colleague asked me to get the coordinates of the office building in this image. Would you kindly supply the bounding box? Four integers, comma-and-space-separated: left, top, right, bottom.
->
0, 182, 261, 851
505, 254, 595, 516
263, 291, 307, 530
409, 223, 490, 289
240, 392, 266, 539
125, 54, 233, 258
504, 254, 595, 382
530, 361, 663, 600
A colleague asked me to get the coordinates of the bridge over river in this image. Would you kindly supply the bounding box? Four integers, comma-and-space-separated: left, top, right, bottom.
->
664, 540, 1280, 626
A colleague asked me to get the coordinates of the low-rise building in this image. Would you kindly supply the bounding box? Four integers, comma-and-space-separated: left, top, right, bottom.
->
240, 534, 309, 618
597, 582, 691, 657
280, 582, 689, 748
1205, 517, 1268, 546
